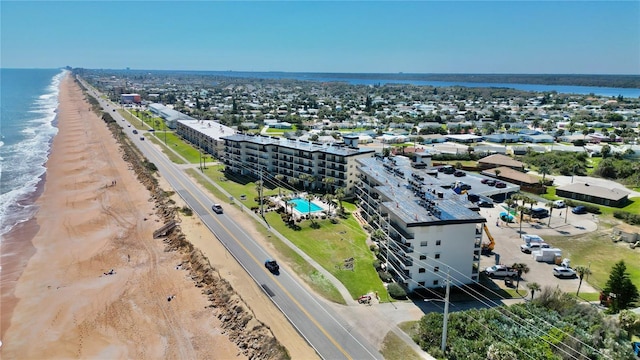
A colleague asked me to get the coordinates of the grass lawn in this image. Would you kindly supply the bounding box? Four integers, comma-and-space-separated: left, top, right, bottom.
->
155, 132, 202, 164
380, 330, 422, 360
147, 135, 186, 164
544, 229, 640, 291
263, 205, 387, 300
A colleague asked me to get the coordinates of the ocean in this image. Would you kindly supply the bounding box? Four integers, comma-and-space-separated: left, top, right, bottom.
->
0, 68, 66, 236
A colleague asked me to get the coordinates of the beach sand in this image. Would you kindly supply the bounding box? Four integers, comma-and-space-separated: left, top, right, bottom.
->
0, 75, 251, 358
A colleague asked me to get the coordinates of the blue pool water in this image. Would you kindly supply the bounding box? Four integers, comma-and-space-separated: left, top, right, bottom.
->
289, 198, 323, 213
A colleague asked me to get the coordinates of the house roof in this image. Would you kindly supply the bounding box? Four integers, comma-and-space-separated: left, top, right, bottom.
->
482, 166, 540, 185
478, 154, 524, 168
556, 182, 630, 201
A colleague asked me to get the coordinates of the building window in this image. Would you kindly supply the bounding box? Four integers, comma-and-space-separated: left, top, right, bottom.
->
418, 268, 426, 273
418, 281, 425, 287
419, 255, 426, 260
436, 240, 442, 246
434, 267, 439, 272
433, 280, 439, 286
420, 241, 428, 247
435, 253, 441, 259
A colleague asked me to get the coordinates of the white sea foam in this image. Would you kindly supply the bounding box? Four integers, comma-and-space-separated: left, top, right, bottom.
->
0, 70, 66, 236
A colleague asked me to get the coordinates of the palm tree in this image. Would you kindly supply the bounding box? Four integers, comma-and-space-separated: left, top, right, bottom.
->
575, 265, 592, 297
504, 198, 516, 214
322, 177, 335, 194
517, 205, 528, 236
494, 169, 501, 179
288, 176, 300, 193
335, 188, 345, 213
305, 193, 315, 224
323, 193, 335, 214
539, 165, 550, 184
511, 263, 530, 292
526, 282, 541, 300
545, 201, 555, 227
275, 174, 285, 197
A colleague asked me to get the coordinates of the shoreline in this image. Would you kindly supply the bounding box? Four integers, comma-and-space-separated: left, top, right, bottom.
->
0, 75, 243, 358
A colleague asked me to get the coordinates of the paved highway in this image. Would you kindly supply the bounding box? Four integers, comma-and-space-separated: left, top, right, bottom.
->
87, 83, 383, 359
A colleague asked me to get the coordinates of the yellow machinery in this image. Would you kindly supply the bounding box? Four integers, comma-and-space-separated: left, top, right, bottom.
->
481, 223, 495, 254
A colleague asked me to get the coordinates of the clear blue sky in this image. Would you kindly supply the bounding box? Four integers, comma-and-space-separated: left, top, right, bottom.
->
2, 1, 639, 74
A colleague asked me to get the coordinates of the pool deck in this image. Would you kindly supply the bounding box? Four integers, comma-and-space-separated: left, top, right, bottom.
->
271, 193, 334, 220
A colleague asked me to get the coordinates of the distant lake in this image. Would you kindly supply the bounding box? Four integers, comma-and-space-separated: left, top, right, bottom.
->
208, 71, 640, 98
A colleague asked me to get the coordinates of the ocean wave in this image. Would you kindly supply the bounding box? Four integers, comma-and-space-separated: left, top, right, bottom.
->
0, 69, 66, 236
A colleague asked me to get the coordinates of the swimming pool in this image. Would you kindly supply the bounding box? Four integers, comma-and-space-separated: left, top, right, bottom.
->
289, 197, 323, 213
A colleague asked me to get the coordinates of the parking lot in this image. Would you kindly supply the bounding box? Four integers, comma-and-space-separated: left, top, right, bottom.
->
477, 202, 599, 296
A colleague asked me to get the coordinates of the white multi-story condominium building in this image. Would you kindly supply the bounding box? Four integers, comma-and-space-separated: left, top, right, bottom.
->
176, 119, 235, 159
221, 134, 375, 195
354, 156, 487, 292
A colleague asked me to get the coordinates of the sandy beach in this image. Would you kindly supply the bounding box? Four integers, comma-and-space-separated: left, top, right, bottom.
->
0, 75, 257, 359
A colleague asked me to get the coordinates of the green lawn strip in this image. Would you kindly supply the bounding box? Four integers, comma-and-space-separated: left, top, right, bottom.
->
543, 232, 640, 290
147, 135, 186, 164
117, 109, 147, 130
380, 330, 422, 360
571, 292, 601, 302
157, 132, 202, 164
264, 210, 386, 300
185, 169, 231, 203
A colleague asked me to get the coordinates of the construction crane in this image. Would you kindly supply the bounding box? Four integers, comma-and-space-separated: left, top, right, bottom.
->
481, 223, 495, 255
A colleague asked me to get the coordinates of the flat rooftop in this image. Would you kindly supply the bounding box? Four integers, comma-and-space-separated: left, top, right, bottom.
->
222, 133, 375, 157
357, 157, 486, 226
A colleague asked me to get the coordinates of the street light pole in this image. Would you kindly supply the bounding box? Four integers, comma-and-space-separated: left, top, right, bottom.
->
441, 268, 451, 353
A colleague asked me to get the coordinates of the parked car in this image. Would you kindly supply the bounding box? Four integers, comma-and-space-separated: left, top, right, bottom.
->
484, 265, 517, 278
486, 179, 496, 186
211, 203, 223, 214
553, 266, 577, 278
454, 171, 466, 177
265, 259, 280, 274
481, 178, 489, 184
495, 181, 507, 188
520, 242, 550, 253
442, 167, 455, 175
530, 207, 549, 219
553, 200, 566, 208
478, 199, 494, 208
572, 205, 587, 214
458, 183, 472, 190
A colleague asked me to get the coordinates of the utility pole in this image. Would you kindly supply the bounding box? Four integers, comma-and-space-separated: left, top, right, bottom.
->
259, 170, 264, 217
441, 268, 450, 354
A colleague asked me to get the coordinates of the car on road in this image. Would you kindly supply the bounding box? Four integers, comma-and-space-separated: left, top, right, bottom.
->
211, 203, 223, 214
520, 242, 550, 253
140, 137, 144, 141
132, 129, 138, 134
553, 267, 577, 278
454, 171, 466, 177
484, 265, 517, 278
553, 200, 566, 208
495, 181, 507, 188
572, 205, 587, 214
265, 259, 280, 274
112, 109, 116, 112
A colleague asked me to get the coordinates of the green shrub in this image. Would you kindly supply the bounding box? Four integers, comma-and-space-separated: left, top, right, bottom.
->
613, 211, 640, 225
378, 270, 392, 283
387, 283, 407, 299
180, 206, 193, 216
373, 259, 382, 270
